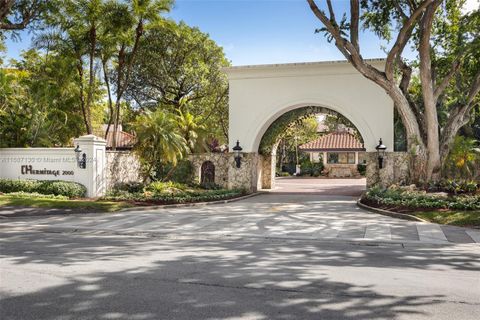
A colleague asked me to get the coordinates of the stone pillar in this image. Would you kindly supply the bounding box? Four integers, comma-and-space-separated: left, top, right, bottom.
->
355, 152, 359, 164
365, 152, 410, 188
227, 152, 260, 193
73, 135, 106, 198
259, 154, 275, 190
323, 152, 328, 165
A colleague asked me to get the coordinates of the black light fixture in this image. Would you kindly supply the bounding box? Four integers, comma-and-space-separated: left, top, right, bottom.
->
233, 140, 243, 168
74, 145, 86, 169
375, 138, 387, 169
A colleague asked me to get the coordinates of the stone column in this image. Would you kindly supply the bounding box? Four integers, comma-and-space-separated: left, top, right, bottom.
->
227, 152, 260, 193
73, 135, 106, 197
365, 152, 410, 188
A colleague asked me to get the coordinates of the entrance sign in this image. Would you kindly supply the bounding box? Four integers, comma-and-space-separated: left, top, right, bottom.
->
0, 135, 106, 197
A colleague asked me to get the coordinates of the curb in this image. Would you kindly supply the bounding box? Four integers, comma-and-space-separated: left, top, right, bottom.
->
119, 192, 265, 212
356, 199, 428, 222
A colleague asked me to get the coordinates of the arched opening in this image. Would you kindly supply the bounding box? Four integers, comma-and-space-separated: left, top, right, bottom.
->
257, 105, 367, 196
200, 161, 215, 187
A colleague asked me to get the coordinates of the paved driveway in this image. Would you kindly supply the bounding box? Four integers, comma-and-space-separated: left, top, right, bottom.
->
2, 179, 478, 245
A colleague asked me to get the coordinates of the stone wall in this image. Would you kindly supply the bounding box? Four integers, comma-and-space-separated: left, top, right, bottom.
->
324, 164, 359, 178
189, 153, 260, 192
260, 155, 275, 189
365, 152, 410, 188
227, 152, 259, 192
105, 151, 142, 191
189, 153, 230, 188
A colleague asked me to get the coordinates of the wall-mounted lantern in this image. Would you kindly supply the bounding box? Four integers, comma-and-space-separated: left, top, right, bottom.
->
375, 138, 387, 169
233, 140, 243, 168
74, 145, 87, 169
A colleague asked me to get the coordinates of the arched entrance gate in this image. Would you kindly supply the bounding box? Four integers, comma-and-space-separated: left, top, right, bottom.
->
191, 59, 409, 191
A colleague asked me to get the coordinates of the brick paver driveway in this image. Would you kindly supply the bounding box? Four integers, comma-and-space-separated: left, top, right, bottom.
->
2, 178, 479, 245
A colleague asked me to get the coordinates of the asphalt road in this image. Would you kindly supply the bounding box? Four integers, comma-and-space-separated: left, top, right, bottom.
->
1, 231, 479, 319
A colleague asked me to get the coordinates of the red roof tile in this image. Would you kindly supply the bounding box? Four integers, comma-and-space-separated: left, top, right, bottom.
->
299, 132, 365, 151
94, 130, 136, 149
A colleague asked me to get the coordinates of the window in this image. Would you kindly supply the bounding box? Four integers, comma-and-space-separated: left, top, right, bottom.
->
328, 153, 339, 164
327, 152, 356, 164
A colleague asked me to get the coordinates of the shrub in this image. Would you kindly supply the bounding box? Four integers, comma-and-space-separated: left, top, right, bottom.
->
300, 160, 324, 176
113, 182, 144, 193
429, 179, 479, 194
363, 186, 480, 211
357, 164, 367, 176
0, 179, 86, 198
276, 172, 291, 177
145, 181, 188, 195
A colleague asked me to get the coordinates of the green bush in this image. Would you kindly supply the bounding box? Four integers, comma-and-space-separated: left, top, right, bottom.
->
357, 164, 366, 176
300, 160, 324, 177
276, 171, 291, 177
145, 181, 188, 195
113, 182, 145, 193
364, 186, 480, 211
0, 179, 86, 198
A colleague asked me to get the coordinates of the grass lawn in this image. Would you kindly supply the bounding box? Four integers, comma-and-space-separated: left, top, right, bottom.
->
0, 194, 132, 213
413, 210, 480, 228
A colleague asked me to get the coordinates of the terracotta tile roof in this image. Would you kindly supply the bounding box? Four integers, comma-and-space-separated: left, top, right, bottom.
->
299, 132, 365, 151
94, 130, 136, 149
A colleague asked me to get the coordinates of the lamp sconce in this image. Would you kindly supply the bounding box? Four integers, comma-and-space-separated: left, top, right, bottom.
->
74, 145, 87, 169
375, 138, 387, 169
233, 140, 243, 168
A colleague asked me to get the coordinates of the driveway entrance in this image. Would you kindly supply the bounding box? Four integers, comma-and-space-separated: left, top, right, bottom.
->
271, 177, 366, 197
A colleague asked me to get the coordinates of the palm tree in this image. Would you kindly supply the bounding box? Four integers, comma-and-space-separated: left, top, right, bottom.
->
134, 109, 187, 181
176, 110, 207, 153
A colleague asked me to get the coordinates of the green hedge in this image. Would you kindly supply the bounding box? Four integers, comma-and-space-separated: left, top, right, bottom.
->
363, 187, 480, 211
0, 179, 87, 198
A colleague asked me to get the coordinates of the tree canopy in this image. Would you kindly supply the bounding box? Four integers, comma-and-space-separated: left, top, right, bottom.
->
307, 0, 479, 182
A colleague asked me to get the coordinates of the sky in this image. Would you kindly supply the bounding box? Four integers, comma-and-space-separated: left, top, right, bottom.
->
3, 0, 479, 66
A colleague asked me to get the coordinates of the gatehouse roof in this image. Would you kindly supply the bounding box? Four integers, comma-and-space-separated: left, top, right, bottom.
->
299, 131, 365, 152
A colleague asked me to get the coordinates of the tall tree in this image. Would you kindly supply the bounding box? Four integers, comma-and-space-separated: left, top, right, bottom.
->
307, 0, 480, 183
0, 0, 50, 31
124, 20, 230, 142
103, 0, 173, 149
34, 0, 106, 134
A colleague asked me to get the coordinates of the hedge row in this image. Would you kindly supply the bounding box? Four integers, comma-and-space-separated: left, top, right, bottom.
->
363, 187, 480, 211
0, 179, 87, 198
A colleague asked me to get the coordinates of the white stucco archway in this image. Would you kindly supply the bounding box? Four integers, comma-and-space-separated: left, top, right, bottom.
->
225, 59, 394, 153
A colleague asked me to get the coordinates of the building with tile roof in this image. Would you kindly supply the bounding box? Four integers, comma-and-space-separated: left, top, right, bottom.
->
299, 131, 366, 178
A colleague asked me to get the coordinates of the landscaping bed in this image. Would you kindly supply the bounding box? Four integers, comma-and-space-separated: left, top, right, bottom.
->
361, 185, 480, 228
103, 181, 248, 206
0, 179, 249, 214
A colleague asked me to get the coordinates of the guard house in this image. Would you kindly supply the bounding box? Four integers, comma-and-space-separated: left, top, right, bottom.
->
299, 131, 366, 178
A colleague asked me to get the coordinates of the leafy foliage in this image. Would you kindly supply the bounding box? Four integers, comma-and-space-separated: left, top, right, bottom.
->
133, 109, 188, 180
0, 179, 87, 198
105, 181, 247, 204
443, 135, 480, 179
125, 20, 230, 142
0, 51, 88, 147
363, 186, 480, 211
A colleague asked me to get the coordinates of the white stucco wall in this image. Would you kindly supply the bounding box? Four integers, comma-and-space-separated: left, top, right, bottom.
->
0, 135, 106, 197
225, 59, 394, 152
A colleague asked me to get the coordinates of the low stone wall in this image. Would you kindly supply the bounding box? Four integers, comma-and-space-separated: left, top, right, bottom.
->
105, 151, 142, 191
189, 153, 259, 192
366, 152, 409, 188
189, 153, 229, 188
324, 164, 359, 178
